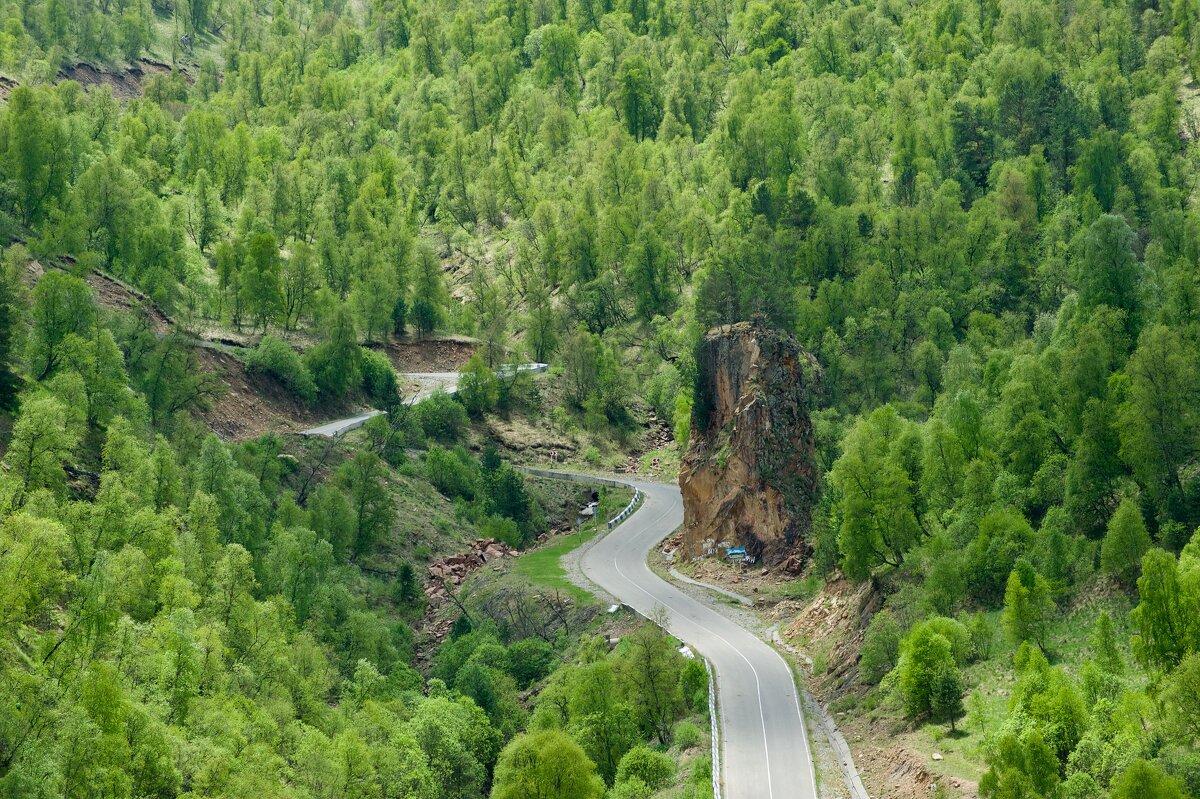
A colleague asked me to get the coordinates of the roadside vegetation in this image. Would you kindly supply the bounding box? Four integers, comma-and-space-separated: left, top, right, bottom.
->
4, 0, 1200, 793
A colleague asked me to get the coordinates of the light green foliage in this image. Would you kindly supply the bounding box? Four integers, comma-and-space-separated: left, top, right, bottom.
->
615, 745, 675, 791
245, 335, 316, 402
359, 347, 400, 408
859, 610, 901, 685
7, 0, 1200, 791
2, 394, 80, 507
1110, 760, 1187, 799
1164, 653, 1200, 744
336, 450, 394, 558
1089, 610, 1125, 676
1002, 561, 1055, 651
1101, 499, 1152, 587
304, 304, 361, 400
491, 729, 605, 799
895, 620, 957, 720
416, 392, 470, 442
1131, 548, 1200, 672
27, 272, 96, 381
458, 354, 500, 417
616, 624, 686, 746
830, 406, 925, 579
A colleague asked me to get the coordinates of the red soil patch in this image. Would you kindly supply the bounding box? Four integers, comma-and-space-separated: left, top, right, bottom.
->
377, 336, 476, 372
195, 347, 335, 441
57, 59, 180, 99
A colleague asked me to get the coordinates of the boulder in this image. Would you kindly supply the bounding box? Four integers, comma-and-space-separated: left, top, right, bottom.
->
678, 322, 821, 567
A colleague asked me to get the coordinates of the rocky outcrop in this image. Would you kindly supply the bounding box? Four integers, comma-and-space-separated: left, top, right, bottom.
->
425, 537, 517, 598
678, 322, 821, 567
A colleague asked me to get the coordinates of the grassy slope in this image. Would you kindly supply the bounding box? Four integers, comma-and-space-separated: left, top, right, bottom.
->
511, 484, 631, 603
819, 588, 1138, 790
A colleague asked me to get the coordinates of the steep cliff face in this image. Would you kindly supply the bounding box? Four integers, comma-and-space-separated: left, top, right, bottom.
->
678, 322, 821, 567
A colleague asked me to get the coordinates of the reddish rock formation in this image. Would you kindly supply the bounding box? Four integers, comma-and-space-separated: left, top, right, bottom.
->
679, 322, 821, 567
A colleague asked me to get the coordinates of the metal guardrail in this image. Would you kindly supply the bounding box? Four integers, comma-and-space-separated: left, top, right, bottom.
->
707, 657, 722, 799
607, 488, 641, 528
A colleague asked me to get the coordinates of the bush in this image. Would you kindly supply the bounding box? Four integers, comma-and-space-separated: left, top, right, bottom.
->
479, 514, 521, 548
457, 354, 498, 416
616, 746, 675, 791
360, 348, 399, 408
679, 660, 708, 710
424, 445, 480, 501
859, 610, 901, 684
508, 638, 555, 688
246, 335, 316, 402
416, 391, 469, 442
673, 721, 702, 750
608, 778, 652, 799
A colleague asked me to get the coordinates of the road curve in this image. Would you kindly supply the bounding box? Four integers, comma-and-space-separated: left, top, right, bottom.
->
300, 364, 548, 438
578, 476, 817, 799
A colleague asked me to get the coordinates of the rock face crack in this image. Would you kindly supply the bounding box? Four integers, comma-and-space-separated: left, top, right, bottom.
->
679, 322, 821, 567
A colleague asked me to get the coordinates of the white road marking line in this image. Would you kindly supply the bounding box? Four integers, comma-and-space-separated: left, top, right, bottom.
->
590, 492, 812, 799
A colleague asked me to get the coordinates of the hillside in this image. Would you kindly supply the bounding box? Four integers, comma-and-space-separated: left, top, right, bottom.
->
2, 0, 1200, 797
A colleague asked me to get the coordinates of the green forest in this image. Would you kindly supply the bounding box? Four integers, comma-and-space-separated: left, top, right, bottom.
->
3, 0, 1200, 795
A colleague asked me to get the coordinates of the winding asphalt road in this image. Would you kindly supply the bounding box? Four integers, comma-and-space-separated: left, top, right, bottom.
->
296, 374, 819, 798
580, 477, 817, 799
300, 364, 547, 437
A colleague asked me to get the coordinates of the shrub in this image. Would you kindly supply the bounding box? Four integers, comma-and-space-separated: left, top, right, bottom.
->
424, 445, 480, 501
457, 354, 498, 416
608, 778, 652, 799
416, 391, 469, 442
673, 721, 702, 750
246, 335, 316, 402
679, 660, 708, 710
859, 610, 901, 684
616, 746, 675, 791
479, 514, 521, 548
508, 638, 555, 688
359, 348, 399, 408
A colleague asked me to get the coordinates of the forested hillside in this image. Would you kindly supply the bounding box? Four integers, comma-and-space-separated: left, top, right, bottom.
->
3, 0, 1200, 795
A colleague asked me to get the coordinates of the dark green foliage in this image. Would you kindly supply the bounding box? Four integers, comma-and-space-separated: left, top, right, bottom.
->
304, 305, 362, 400
508, 638, 555, 688
930, 663, 964, 732
396, 560, 419, 606
0, 249, 24, 412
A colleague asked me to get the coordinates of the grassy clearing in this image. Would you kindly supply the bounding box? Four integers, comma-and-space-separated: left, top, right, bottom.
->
512, 485, 632, 603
